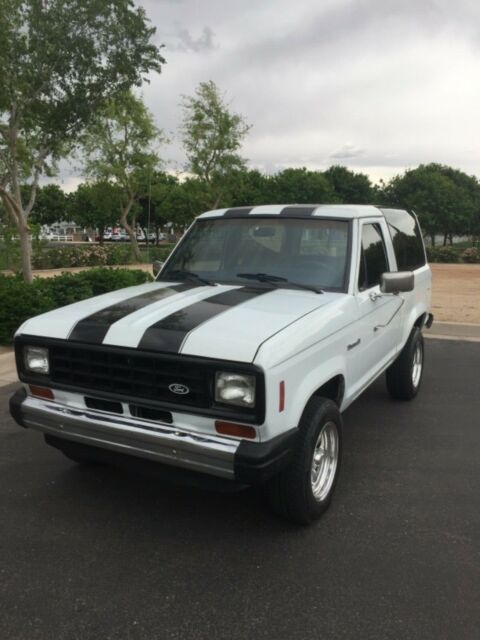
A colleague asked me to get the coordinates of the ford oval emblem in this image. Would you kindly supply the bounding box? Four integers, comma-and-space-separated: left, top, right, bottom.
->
169, 383, 190, 395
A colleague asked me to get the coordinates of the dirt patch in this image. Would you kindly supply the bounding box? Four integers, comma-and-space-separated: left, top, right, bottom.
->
431, 264, 480, 324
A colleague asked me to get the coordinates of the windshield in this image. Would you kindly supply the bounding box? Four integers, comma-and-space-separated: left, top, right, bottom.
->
160, 217, 350, 291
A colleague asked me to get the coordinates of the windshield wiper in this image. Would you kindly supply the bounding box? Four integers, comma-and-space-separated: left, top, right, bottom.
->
166, 270, 216, 286
237, 272, 323, 294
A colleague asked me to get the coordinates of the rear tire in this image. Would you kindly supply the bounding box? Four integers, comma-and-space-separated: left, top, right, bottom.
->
386, 326, 424, 400
264, 397, 343, 525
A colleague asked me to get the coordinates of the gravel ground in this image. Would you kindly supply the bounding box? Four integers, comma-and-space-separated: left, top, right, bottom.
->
430, 263, 480, 324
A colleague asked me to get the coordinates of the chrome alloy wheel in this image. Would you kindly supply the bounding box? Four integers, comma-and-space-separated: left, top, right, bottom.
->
310, 421, 339, 501
411, 341, 423, 388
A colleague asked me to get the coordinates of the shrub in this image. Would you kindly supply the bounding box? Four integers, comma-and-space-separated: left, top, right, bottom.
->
0, 275, 56, 344
105, 244, 133, 266
0, 268, 152, 345
146, 246, 174, 262
426, 246, 460, 263
460, 247, 480, 264
32, 245, 111, 269
76, 267, 153, 296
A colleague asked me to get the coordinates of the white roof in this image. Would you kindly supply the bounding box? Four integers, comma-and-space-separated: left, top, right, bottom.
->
197, 204, 383, 219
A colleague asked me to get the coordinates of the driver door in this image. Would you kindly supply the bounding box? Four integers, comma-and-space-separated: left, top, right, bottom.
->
347, 219, 403, 397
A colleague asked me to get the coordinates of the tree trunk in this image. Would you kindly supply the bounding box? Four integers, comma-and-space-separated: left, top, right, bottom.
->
212, 189, 223, 209
442, 233, 448, 246
430, 233, 435, 247
0, 191, 34, 283
18, 224, 33, 283
120, 198, 141, 262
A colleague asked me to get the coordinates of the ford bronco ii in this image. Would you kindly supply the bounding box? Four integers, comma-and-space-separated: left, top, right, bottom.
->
10, 204, 433, 523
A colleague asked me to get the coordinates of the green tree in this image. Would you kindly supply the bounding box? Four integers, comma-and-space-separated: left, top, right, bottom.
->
164, 178, 213, 232
0, 0, 164, 281
381, 164, 480, 245
323, 165, 373, 204
270, 168, 335, 205
69, 181, 122, 243
81, 91, 164, 260
181, 81, 251, 208
222, 169, 272, 207
30, 184, 68, 226
137, 172, 179, 243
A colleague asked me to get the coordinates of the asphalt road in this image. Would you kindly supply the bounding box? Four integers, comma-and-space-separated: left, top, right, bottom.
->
1, 339, 479, 640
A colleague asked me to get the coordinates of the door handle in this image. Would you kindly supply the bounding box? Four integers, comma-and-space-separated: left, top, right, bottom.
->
347, 338, 361, 351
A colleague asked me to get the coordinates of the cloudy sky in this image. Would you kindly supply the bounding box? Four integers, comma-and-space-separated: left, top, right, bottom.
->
58, 0, 480, 190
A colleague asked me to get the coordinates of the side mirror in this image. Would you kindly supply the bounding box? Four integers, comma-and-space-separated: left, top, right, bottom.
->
152, 260, 164, 277
381, 271, 414, 294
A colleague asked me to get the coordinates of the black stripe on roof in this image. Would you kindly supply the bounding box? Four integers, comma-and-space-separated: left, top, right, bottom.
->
138, 287, 269, 353
280, 206, 317, 217
223, 207, 254, 217
68, 283, 199, 344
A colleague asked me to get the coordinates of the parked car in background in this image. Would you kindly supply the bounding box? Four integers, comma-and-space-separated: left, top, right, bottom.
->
111, 231, 130, 242
137, 230, 159, 243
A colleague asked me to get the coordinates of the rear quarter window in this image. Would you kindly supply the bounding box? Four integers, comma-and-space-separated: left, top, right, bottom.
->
381, 208, 426, 271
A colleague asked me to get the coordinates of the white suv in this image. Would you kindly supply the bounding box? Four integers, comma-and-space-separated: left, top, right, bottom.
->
10, 204, 432, 523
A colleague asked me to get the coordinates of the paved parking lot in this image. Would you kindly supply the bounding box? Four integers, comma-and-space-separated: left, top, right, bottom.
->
0, 339, 479, 640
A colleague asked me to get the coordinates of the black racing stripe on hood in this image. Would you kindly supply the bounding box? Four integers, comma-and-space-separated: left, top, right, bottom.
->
280, 206, 316, 217
68, 283, 199, 344
138, 286, 269, 353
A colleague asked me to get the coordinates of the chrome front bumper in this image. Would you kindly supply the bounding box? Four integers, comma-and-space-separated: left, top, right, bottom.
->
15, 393, 238, 479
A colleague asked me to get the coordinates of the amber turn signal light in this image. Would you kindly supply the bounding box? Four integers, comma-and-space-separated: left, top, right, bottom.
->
29, 385, 54, 400
279, 380, 285, 412
215, 421, 256, 439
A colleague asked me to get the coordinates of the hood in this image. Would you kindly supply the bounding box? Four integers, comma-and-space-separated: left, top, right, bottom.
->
17, 281, 340, 363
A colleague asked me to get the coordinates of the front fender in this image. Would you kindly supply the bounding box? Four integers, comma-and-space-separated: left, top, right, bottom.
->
262, 353, 346, 441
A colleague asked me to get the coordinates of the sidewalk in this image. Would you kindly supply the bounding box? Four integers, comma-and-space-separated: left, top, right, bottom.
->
1, 322, 479, 389
0, 350, 17, 387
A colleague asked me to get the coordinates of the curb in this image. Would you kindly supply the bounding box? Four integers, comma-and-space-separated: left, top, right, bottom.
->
425, 321, 480, 341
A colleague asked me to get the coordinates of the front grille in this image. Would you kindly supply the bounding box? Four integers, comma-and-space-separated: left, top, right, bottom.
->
16, 336, 265, 423
48, 343, 211, 409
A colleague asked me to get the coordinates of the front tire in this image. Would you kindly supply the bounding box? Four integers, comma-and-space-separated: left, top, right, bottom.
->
386, 326, 424, 400
264, 397, 343, 525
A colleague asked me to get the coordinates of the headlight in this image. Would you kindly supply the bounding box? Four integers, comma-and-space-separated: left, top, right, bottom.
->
215, 372, 256, 408
24, 346, 49, 374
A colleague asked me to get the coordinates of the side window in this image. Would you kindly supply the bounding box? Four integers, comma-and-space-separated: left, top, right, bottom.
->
358, 223, 389, 290
381, 208, 426, 270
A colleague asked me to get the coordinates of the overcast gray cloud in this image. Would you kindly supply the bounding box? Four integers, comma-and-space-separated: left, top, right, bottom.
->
166, 25, 216, 52
54, 0, 480, 191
